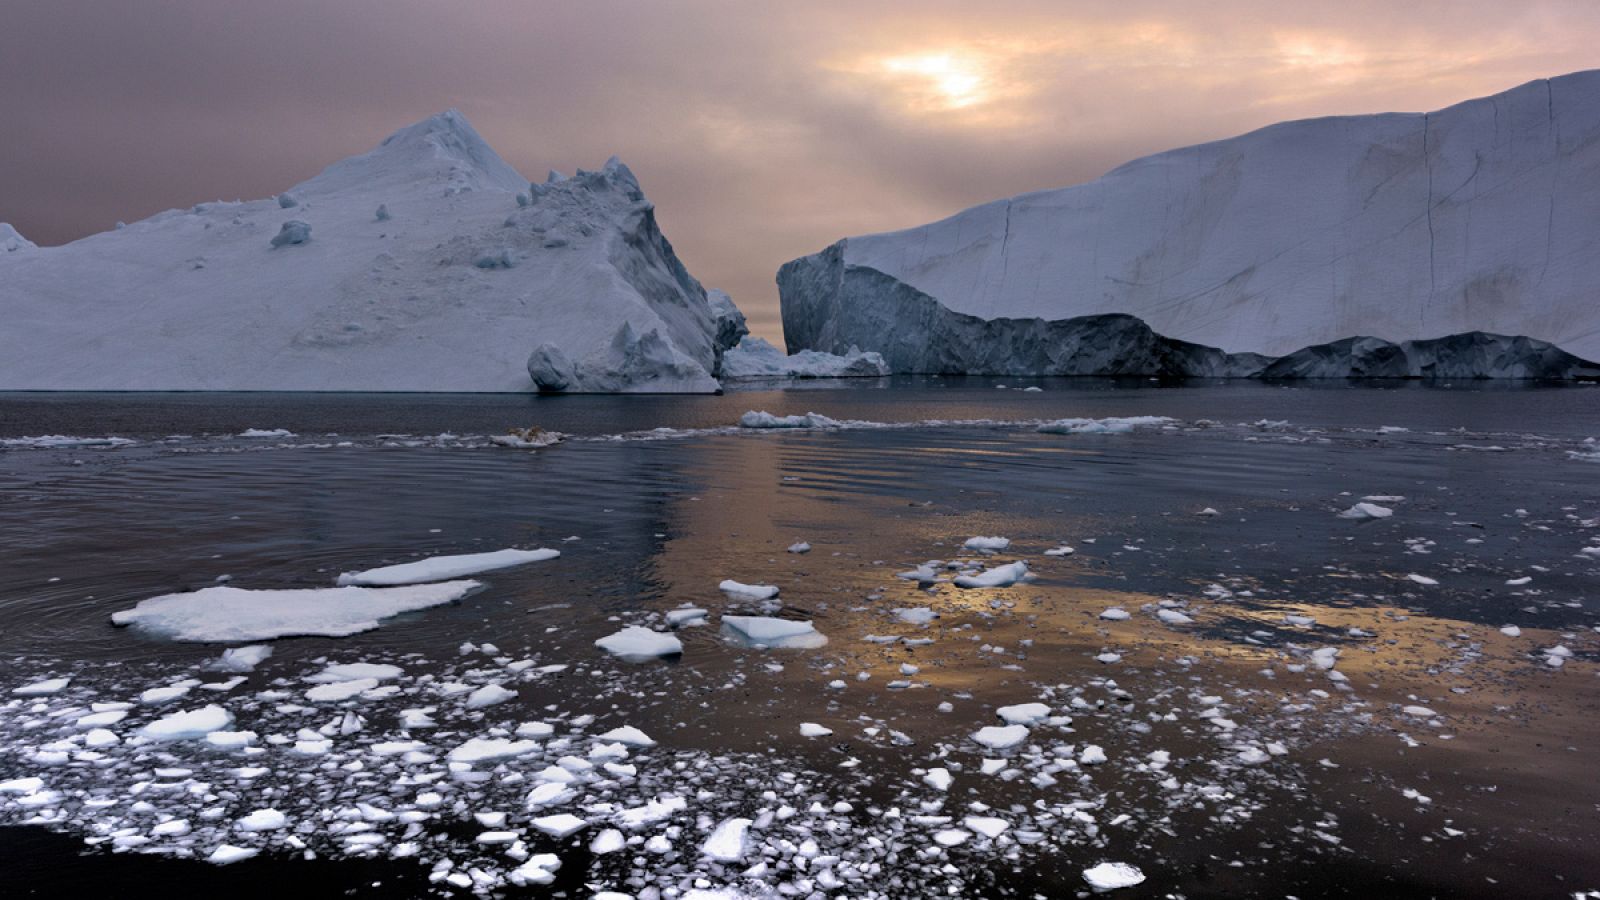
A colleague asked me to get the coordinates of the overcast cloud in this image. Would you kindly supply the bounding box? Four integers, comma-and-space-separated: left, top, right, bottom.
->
3, 0, 1597, 340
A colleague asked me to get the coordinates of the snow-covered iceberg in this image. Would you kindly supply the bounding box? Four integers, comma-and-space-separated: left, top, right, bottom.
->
721, 336, 889, 379
780, 71, 1600, 379
0, 111, 729, 392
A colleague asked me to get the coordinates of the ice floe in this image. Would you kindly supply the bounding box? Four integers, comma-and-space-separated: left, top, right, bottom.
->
109, 581, 482, 641
336, 547, 558, 586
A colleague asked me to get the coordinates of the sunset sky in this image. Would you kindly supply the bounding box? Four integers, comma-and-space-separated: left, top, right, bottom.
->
3, 0, 1598, 341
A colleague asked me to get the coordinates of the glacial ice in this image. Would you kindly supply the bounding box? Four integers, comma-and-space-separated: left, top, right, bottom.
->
0, 111, 730, 393
720, 616, 828, 649
721, 337, 889, 380
779, 72, 1600, 379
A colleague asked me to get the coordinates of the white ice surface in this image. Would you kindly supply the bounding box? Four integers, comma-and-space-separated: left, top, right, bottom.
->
110, 581, 481, 641
337, 548, 558, 586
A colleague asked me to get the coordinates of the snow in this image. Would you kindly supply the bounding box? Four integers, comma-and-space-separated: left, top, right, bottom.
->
781, 71, 1600, 366
595, 626, 683, 661
336, 547, 558, 586
1, 223, 36, 253
140, 705, 234, 740
109, 580, 482, 641
1084, 861, 1147, 890
0, 112, 727, 393
720, 616, 828, 649
953, 561, 1029, 588
720, 337, 889, 379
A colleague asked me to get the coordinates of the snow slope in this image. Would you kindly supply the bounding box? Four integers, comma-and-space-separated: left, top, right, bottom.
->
1, 224, 35, 253
782, 71, 1600, 366
0, 111, 724, 392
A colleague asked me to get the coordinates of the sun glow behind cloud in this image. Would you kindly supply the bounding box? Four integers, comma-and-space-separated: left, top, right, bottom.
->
878, 52, 990, 110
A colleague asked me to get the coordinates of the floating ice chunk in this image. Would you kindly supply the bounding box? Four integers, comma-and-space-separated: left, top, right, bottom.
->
1338, 502, 1393, 520
799, 723, 833, 737
1499, 625, 1522, 637
896, 565, 942, 582
465, 684, 517, 708
337, 548, 559, 586
997, 703, 1050, 725
1402, 705, 1440, 718
12, 677, 69, 696
1505, 576, 1532, 586
1099, 608, 1130, 621
1080, 744, 1108, 765
933, 829, 971, 847
211, 645, 272, 672
718, 579, 779, 600
449, 738, 540, 763
893, 607, 938, 625
598, 725, 655, 747
305, 678, 379, 702
0, 778, 44, 794
595, 626, 683, 660
1196, 507, 1220, 516
1038, 416, 1172, 435
138, 684, 193, 704
530, 813, 587, 838
963, 536, 1010, 551
1044, 545, 1075, 556
238, 428, 294, 438
1237, 746, 1269, 765
1083, 862, 1146, 890
516, 721, 555, 738
110, 581, 482, 641
1406, 574, 1439, 586
0, 435, 134, 449
964, 816, 1010, 838
1095, 652, 1123, 664
721, 616, 828, 649
953, 561, 1029, 588
207, 844, 259, 865
591, 828, 626, 854
1310, 647, 1340, 670
665, 607, 709, 628
76, 709, 127, 728
508, 853, 562, 886
702, 817, 753, 862
972, 725, 1029, 750
787, 542, 811, 554
923, 768, 952, 791
1157, 609, 1194, 625
738, 411, 841, 429
237, 808, 286, 832
307, 663, 403, 683
141, 705, 234, 740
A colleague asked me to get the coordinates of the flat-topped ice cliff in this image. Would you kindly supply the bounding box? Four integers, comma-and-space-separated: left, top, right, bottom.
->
781, 71, 1600, 377
0, 111, 729, 392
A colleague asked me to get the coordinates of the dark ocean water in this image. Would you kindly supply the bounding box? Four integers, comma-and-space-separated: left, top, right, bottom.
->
0, 381, 1596, 898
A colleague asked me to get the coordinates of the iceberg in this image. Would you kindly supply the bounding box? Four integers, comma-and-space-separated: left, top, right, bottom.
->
0, 111, 728, 392
780, 71, 1600, 379
721, 336, 889, 379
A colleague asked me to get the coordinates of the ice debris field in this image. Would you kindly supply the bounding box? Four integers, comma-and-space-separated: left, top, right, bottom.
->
1, 409, 1599, 898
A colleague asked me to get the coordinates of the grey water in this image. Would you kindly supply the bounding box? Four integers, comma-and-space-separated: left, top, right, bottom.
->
1, 380, 1597, 898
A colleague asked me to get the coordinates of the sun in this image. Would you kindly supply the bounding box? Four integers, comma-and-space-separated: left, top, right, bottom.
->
879, 52, 989, 110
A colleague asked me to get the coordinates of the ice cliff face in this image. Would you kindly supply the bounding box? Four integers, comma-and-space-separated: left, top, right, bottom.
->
0, 111, 721, 392
782, 70, 1600, 377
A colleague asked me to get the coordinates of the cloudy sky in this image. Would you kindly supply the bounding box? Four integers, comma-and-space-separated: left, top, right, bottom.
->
3, 0, 1597, 341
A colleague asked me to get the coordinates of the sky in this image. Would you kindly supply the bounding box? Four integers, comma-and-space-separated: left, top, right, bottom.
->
2, 1, 1598, 343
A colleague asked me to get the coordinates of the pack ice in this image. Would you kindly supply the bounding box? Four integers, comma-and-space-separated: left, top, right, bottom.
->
780, 71, 1600, 379
0, 110, 741, 392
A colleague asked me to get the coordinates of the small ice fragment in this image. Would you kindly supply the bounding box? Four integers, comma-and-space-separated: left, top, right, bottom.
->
972, 724, 1029, 750
1499, 625, 1522, 637
236, 808, 286, 832
923, 767, 952, 790
953, 561, 1029, 589
1083, 861, 1146, 889
337, 548, 559, 586
1406, 574, 1439, 586
787, 542, 811, 554
595, 626, 683, 661
12, 678, 70, 696
702, 817, 753, 862
598, 725, 654, 747
465, 684, 516, 709
800, 723, 833, 737
141, 705, 233, 740
1338, 502, 1393, 520
207, 844, 259, 865
1157, 609, 1194, 625
719, 579, 779, 600
996, 703, 1050, 725
963, 536, 1010, 552
665, 607, 709, 628
721, 616, 827, 649
1099, 608, 1130, 621
529, 814, 587, 838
